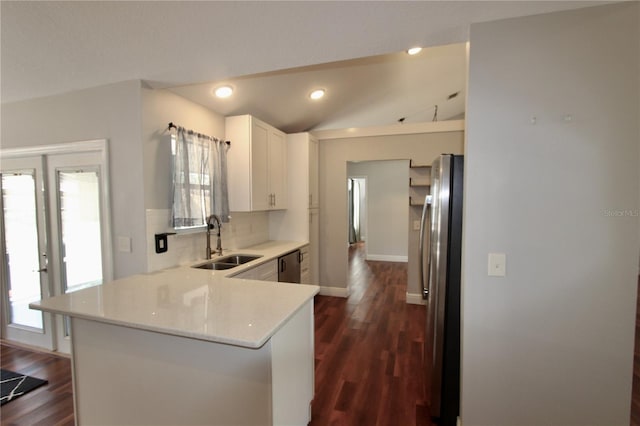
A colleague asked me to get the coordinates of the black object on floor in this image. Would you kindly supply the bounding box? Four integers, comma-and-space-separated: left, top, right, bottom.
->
1, 369, 48, 405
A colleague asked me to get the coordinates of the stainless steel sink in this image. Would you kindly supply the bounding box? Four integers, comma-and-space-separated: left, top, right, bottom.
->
192, 262, 237, 270
192, 254, 262, 270
217, 254, 263, 265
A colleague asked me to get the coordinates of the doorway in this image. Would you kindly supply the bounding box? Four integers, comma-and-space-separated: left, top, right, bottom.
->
347, 160, 410, 299
347, 160, 409, 262
0, 141, 112, 352
348, 177, 367, 247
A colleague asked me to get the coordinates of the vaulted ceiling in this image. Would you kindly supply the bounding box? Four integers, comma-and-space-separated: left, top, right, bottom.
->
1, 1, 607, 132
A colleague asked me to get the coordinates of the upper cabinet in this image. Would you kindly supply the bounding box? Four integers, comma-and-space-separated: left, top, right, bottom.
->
285, 132, 320, 211
226, 115, 287, 211
308, 135, 319, 209
271, 132, 319, 284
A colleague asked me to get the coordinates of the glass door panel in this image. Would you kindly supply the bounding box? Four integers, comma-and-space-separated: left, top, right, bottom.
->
0, 155, 54, 350
58, 170, 103, 294
1, 172, 44, 330
1, 144, 111, 353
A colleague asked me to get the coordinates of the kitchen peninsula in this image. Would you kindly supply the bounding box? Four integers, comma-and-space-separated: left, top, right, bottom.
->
30, 241, 318, 426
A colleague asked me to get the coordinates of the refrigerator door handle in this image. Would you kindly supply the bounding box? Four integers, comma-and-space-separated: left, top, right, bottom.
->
419, 195, 432, 300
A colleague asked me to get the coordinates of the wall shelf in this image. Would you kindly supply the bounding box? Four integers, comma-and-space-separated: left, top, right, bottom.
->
409, 196, 426, 207
409, 159, 431, 207
409, 159, 432, 169
409, 177, 430, 188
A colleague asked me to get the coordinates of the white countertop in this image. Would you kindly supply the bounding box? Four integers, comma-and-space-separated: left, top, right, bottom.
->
30, 241, 318, 349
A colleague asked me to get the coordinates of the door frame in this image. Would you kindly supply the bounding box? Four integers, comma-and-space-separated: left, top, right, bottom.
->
0, 139, 113, 351
0, 156, 55, 349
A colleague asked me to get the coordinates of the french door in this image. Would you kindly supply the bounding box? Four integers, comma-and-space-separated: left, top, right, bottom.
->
0, 141, 112, 352
0, 156, 54, 349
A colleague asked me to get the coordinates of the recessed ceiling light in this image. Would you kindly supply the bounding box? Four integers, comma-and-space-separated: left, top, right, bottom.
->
214, 85, 233, 98
309, 89, 325, 100
407, 47, 422, 55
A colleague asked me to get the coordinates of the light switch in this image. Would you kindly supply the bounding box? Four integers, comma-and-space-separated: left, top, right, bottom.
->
488, 253, 506, 277
118, 236, 132, 253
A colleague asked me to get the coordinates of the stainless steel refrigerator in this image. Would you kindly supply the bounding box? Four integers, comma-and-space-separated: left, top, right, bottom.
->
419, 154, 463, 426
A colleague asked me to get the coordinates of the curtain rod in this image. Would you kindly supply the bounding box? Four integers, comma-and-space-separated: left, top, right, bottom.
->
168, 122, 231, 145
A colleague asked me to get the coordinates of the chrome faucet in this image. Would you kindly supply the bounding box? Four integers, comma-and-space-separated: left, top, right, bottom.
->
206, 214, 223, 259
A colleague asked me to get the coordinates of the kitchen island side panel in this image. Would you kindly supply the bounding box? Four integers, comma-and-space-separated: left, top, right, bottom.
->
71, 318, 272, 426
271, 299, 314, 425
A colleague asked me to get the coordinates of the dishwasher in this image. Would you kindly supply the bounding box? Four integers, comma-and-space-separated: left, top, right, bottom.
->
278, 250, 301, 283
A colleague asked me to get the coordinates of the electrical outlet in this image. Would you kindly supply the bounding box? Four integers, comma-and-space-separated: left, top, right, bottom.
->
413, 220, 421, 231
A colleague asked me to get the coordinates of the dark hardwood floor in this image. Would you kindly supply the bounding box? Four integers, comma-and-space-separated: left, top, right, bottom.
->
310, 242, 431, 426
0, 342, 74, 425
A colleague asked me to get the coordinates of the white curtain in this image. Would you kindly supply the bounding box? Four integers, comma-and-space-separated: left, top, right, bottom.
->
171, 128, 229, 228
211, 139, 230, 222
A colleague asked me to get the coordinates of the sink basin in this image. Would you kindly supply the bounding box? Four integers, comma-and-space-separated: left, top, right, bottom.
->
216, 254, 263, 265
192, 262, 237, 270
192, 254, 262, 270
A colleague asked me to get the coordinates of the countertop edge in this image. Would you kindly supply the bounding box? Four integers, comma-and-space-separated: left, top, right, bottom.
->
32, 285, 319, 349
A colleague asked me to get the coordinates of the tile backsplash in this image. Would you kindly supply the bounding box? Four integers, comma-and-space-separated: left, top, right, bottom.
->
145, 209, 270, 272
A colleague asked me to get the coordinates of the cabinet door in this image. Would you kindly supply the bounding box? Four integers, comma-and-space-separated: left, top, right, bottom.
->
255, 260, 278, 282
232, 268, 257, 280
308, 136, 319, 208
250, 120, 270, 211
231, 260, 278, 281
300, 245, 310, 284
309, 210, 319, 285
269, 129, 287, 210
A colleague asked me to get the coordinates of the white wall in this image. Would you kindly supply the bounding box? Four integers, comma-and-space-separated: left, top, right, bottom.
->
317, 126, 464, 296
141, 86, 225, 210
462, 3, 639, 425
0, 80, 146, 279
348, 160, 408, 261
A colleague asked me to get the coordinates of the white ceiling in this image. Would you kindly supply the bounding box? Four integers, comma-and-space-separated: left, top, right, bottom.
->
1, 1, 607, 132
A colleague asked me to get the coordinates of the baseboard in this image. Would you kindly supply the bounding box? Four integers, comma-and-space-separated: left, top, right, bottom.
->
0, 338, 71, 359
319, 286, 350, 298
365, 254, 408, 262
405, 292, 426, 305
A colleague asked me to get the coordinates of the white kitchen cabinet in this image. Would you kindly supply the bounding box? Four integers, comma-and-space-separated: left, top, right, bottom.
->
308, 135, 319, 209
232, 259, 278, 282
300, 244, 310, 284
309, 210, 319, 285
226, 115, 287, 211
268, 133, 320, 284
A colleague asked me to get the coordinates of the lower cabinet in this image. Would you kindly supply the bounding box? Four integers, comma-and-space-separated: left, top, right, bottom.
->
232, 259, 278, 282
300, 245, 311, 284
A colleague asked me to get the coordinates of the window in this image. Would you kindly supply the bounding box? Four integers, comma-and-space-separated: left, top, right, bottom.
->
171, 130, 211, 229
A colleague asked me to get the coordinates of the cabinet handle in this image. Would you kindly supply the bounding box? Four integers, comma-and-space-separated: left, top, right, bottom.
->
273, 194, 276, 206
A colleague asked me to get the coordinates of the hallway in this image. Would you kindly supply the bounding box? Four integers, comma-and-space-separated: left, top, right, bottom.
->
310, 243, 430, 425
